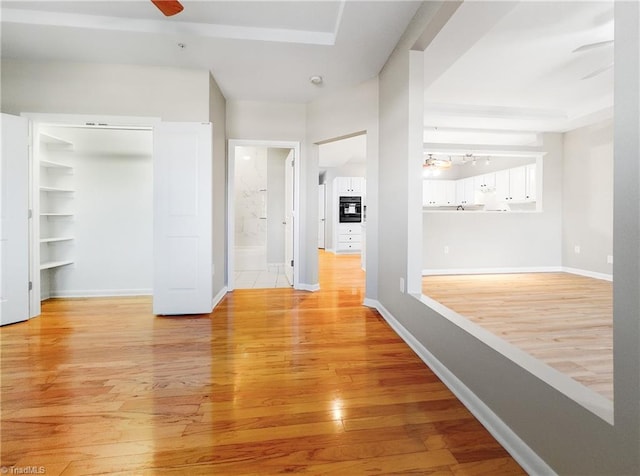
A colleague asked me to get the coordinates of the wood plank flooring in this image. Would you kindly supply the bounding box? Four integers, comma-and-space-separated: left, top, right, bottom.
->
423, 272, 613, 400
1, 252, 524, 475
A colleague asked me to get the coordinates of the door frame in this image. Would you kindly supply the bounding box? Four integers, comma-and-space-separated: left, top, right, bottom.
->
22, 113, 159, 317
227, 139, 301, 291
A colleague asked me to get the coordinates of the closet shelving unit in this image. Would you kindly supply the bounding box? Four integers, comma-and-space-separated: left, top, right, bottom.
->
39, 132, 75, 275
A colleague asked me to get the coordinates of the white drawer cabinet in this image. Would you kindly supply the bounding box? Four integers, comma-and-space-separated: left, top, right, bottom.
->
338, 234, 361, 243
337, 223, 361, 253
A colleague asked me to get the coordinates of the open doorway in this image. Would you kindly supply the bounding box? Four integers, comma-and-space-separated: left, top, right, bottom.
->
317, 133, 367, 287
27, 117, 156, 318
35, 124, 153, 300
227, 140, 300, 291
20, 113, 214, 319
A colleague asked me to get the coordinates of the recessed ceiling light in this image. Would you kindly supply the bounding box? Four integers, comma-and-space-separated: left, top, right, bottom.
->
309, 75, 323, 85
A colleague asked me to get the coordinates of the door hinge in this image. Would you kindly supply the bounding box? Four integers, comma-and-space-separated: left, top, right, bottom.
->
29, 281, 33, 291
290, 260, 294, 267
291, 160, 294, 167
28, 209, 33, 219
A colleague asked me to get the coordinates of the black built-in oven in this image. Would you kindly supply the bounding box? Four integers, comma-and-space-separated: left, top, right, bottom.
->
339, 196, 362, 223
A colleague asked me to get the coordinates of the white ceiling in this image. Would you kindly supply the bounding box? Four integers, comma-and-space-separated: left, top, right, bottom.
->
2, 0, 615, 145
318, 134, 366, 169
422, 1, 614, 134
0, 0, 422, 103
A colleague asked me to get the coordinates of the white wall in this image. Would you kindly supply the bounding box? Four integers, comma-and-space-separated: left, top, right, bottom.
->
209, 73, 227, 300
563, 119, 613, 275
1, 60, 210, 122
422, 135, 562, 271
226, 100, 309, 283
375, 2, 640, 474
42, 126, 153, 296
226, 90, 378, 290
226, 100, 306, 141
307, 78, 379, 297
234, 146, 268, 248
1, 60, 226, 303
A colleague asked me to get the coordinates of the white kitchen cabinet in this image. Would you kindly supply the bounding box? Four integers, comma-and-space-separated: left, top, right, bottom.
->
510, 166, 527, 202
495, 166, 528, 203
336, 223, 361, 253
335, 176, 364, 195
423, 180, 435, 206
423, 180, 436, 206
456, 177, 476, 206
473, 173, 495, 205
423, 180, 456, 207
525, 163, 537, 201
427, 163, 539, 211
474, 173, 495, 191
495, 169, 509, 202
443, 180, 456, 205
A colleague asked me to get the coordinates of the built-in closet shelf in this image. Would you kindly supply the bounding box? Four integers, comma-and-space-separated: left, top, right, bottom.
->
40, 260, 74, 271
40, 186, 75, 193
40, 132, 74, 147
40, 159, 74, 170
40, 237, 74, 243
40, 213, 75, 217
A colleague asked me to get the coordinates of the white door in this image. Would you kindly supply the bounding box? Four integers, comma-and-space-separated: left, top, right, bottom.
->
1, 114, 30, 326
284, 150, 294, 285
153, 122, 213, 315
318, 184, 326, 249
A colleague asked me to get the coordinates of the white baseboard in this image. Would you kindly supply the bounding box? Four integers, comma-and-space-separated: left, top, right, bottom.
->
422, 266, 613, 282
211, 286, 228, 310
50, 288, 152, 298
363, 297, 378, 308
297, 283, 320, 292
368, 299, 556, 476
562, 267, 613, 282
423, 266, 562, 276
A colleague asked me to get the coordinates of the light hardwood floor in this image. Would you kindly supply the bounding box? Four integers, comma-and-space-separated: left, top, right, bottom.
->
0, 252, 525, 475
423, 272, 613, 400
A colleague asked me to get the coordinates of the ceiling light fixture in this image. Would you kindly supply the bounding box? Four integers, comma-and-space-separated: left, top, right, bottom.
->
423, 153, 452, 170
463, 153, 477, 166
309, 75, 323, 85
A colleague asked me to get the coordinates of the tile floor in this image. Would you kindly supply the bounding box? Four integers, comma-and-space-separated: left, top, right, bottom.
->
234, 264, 291, 289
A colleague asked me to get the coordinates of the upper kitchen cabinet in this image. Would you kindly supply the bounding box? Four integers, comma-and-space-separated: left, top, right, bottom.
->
424, 180, 456, 207
423, 158, 540, 211
495, 166, 527, 203
525, 163, 536, 202
335, 176, 364, 195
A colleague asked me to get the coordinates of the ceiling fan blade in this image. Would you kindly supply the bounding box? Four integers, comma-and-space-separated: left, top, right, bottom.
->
581, 63, 614, 80
572, 39, 614, 54
151, 0, 184, 16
